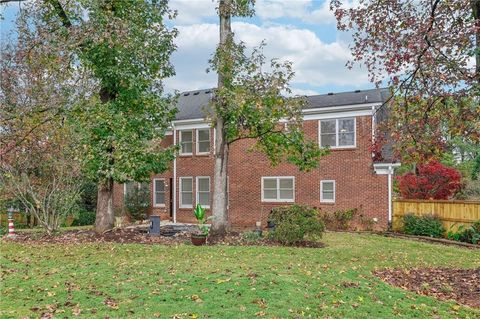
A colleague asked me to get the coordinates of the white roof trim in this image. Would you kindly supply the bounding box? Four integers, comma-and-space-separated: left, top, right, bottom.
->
303, 102, 381, 114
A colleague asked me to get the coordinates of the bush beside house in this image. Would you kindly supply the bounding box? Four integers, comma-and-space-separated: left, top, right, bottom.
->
268, 205, 325, 245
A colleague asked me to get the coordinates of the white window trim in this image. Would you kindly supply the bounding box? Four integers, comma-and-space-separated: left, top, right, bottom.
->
261, 176, 295, 203
153, 178, 166, 207
179, 130, 193, 156
196, 128, 210, 155
179, 177, 193, 209
320, 180, 336, 203
318, 118, 356, 149
196, 176, 211, 209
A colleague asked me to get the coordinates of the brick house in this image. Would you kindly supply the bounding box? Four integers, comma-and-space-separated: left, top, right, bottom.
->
113, 88, 400, 230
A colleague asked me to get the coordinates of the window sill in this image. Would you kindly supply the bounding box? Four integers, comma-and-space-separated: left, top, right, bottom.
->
196, 153, 211, 157
153, 204, 166, 208
179, 206, 193, 209
179, 153, 193, 157
320, 201, 336, 205
261, 200, 295, 203
324, 147, 356, 151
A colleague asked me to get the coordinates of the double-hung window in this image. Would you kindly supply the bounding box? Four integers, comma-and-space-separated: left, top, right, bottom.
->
261, 177, 295, 202
153, 179, 165, 207
196, 129, 210, 154
196, 176, 211, 208
179, 177, 193, 208
319, 118, 355, 148
180, 130, 193, 155
320, 180, 335, 203
124, 182, 149, 197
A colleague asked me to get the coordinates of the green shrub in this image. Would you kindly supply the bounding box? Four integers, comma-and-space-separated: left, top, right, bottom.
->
241, 231, 262, 243
321, 208, 358, 230
448, 221, 480, 244
124, 184, 150, 221
71, 210, 96, 226
402, 214, 445, 238
268, 205, 325, 246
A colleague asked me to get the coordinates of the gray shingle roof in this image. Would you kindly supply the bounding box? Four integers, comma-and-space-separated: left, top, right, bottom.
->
174, 88, 391, 120
304, 88, 391, 109
173, 87, 395, 162
175, 89, 214, 121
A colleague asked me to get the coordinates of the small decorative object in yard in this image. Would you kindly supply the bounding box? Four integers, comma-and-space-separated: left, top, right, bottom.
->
191, 204, 211, 246
267, 218, 275, 230
7, 207, 16, 238
149, 215, 161, 236
254, 221, 262, 237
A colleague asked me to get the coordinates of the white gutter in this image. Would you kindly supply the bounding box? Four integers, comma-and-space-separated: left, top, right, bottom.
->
373, 163, 401, 229
172, 123, 177, 223
302, 102, 381, 114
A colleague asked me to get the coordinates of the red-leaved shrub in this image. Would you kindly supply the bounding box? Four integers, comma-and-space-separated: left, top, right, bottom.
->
397, 161, 462, 200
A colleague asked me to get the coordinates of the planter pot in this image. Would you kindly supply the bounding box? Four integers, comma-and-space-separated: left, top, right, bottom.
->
191, 234, 207, 246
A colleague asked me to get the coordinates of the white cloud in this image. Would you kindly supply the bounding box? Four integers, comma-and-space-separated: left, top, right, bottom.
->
255, 0, 358, 25
169, 0, 217, 25
289, 88, 319, 96
164, 21, 369, 93
255, 0, 311, 20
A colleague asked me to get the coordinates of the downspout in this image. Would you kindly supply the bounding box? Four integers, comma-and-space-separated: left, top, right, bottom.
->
173, 124, 177, 223
387, 167, 393, 230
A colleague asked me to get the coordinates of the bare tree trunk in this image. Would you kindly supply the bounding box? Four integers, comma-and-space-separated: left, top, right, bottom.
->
212, 118, 229, 234
95, 177, 114, 233
473, 0, 480, 85
211, 0, 231, 235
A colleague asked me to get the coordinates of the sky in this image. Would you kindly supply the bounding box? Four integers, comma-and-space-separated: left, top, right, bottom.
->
0, 0, 374, 96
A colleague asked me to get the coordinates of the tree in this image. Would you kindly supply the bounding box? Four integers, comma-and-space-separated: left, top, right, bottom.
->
1, 17, 84, 233
331, 0, 480, 162
1, 122, 82, 235
209, 0, 325, 234
397, 160, 462, 200
12, 1, 178, 232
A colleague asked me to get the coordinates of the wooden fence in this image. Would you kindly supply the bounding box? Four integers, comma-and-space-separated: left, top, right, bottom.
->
393, 199, 480, 232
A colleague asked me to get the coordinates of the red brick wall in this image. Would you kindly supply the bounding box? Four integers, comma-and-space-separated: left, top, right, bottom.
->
113, 116, 389, 229
113, 135, 174, 221
175, 127, 215, 223
227, 116, 388, 229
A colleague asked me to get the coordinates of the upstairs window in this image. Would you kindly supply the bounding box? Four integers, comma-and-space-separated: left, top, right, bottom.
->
319, 118, 355, 148
261, 177, 295, 202
196, 129, 210, 154
180, 130, 193, 155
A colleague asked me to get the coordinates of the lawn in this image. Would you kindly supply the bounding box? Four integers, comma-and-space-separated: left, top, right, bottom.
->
1, 232, 479, 319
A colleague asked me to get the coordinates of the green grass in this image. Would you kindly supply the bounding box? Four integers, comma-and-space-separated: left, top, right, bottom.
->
1, 233, 479, 319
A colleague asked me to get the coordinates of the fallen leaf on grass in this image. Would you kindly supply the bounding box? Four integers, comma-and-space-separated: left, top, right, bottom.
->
103, 297, 119, 310
216, 277, 231, 284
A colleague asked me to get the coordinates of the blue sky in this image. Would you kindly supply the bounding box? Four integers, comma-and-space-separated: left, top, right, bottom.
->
1, 0, 373, 96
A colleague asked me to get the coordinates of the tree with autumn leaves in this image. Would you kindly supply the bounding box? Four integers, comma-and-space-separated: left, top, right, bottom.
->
209, 0, 324, 234
397, 161, 463, 200
1, 0, 178, 233
331, 0, 479, 163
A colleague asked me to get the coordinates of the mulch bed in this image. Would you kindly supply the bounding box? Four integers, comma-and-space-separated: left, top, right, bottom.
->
374, 268, 480, 309
3, 228, 325, 248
